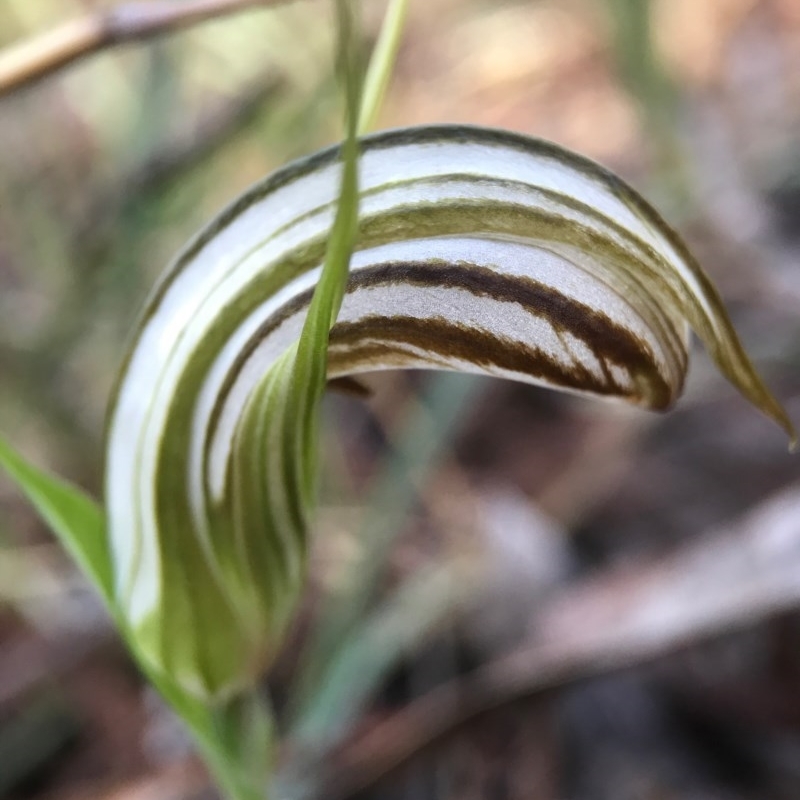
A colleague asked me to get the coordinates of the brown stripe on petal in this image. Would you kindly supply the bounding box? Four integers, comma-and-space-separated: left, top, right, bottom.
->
328, 315, 674, 409
344, 260, 676, 396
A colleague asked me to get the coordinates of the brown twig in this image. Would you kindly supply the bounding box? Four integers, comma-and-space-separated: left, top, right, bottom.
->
308, 484, 800, 800
0, 0, 296, 96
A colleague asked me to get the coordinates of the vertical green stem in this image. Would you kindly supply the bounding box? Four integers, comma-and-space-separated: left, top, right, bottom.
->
358, 0, 409, 134
182, 3, 367, 798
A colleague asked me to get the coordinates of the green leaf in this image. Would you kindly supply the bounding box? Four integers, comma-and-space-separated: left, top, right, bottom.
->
0, 434, 112, 605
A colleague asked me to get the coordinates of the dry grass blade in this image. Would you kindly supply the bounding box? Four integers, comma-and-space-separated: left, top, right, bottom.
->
0, 0, 298, 96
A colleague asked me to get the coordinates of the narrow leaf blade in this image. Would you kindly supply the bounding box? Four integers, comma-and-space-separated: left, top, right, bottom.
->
0, 435, 111, 604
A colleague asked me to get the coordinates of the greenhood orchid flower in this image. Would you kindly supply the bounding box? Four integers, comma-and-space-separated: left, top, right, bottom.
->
104, 123, 796, 700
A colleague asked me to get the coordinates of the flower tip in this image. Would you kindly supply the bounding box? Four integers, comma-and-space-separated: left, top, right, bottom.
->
776, 411, 798, 453
755, 391, 797, 454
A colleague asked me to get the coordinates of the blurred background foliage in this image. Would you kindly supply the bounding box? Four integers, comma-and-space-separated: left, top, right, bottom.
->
1, 0, 800, 799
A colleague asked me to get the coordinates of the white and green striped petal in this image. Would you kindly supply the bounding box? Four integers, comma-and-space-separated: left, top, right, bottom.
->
105, 124, 795, 699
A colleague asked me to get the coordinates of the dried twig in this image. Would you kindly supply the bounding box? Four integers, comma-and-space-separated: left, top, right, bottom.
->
0, 0, 297, 96
310, 484, 800, 800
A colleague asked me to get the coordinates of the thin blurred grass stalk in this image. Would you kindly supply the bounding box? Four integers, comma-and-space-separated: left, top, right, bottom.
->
287, 373, 482, 745
284, 4, 486, 745
286, 1, 489, 744
358, 0, 408, 133
604, 0, 694, 210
